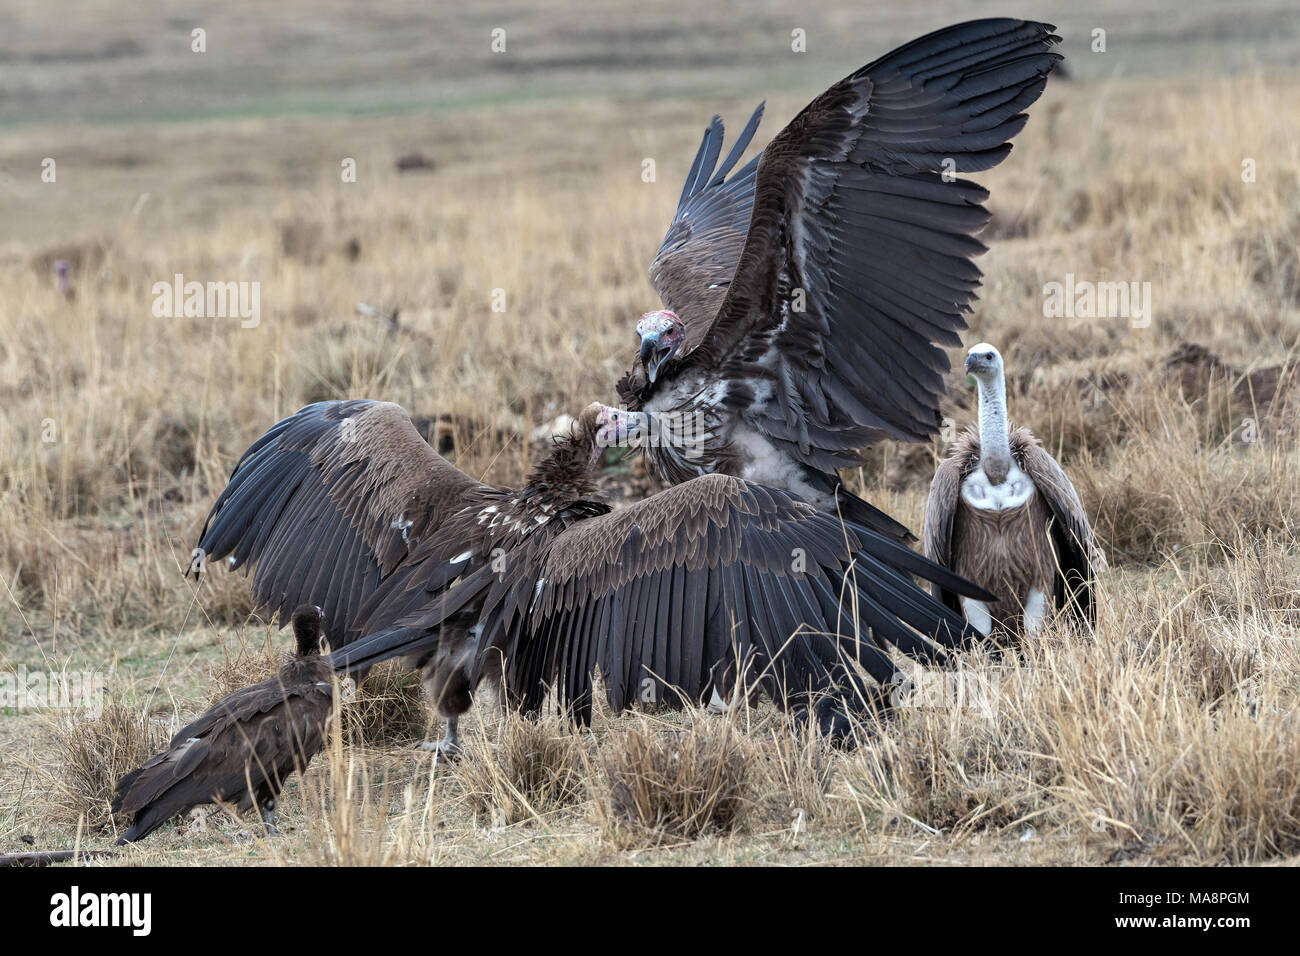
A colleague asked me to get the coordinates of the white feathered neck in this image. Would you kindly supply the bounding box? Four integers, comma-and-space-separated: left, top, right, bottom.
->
975, 368, 1014, 485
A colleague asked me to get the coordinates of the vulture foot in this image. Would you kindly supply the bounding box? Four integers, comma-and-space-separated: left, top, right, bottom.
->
232, 824, 280, 841
236, 806, 281, 839
416, 717, 462, 760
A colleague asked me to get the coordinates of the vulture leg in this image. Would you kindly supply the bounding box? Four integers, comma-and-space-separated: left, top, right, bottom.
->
234, 791, 281, 840
417, 716, 462, 757
959, 598, 994, 637
1022, 589, 1048, 637
255, 785, 281, 835
416, 627, 475, 755
257, 799, 280, 836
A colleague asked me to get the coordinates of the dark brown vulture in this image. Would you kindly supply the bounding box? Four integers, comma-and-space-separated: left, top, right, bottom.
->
923, 345, 1103, 637
614, 18, 1062, 542
111, 605, 332, 841
193, 400, 993, 749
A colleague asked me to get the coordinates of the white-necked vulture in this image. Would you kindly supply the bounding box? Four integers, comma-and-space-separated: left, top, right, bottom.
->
111, 605, 332, 841
923, 344, 1103, 637
614, 18, 1062, 541
194, 400, 993, 748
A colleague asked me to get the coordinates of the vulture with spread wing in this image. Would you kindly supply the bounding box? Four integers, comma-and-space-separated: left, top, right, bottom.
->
194, 400, 992, 750
614, 18, 1062, 541
924, 344, 1103, 637
111, 605, 331, 841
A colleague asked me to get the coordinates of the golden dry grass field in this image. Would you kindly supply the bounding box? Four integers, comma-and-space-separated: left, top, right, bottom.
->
1, 1, 1299, 867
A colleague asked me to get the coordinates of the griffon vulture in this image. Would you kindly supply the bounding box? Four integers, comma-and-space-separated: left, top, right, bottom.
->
193, 401, 993, 749
924, 344, 1102, 637
614, 18, 1062, 541
111, 605, 332, 841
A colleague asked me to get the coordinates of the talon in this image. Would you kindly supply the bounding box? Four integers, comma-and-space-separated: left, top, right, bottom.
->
415, 739, 462, 760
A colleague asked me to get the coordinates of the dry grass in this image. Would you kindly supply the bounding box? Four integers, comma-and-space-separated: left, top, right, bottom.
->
845, 548, 1300, 864
457, 710, 588, 825
2, 7, 1300, 865
597, 713, 753, 846
42, 697, 171, 831
341, 663, 428, 745
205, 630, 284, 704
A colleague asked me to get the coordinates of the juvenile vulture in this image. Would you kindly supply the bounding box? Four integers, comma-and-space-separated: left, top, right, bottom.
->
924, 344, 1102, 637
194, 400, 993, 749
111, 605, 332, 841
614, 18, 1062, 541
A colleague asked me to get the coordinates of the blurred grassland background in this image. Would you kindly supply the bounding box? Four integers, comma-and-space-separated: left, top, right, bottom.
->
1, 0, 1299, 865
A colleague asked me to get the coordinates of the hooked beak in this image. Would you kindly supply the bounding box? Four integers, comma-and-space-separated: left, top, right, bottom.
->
640, 333, 669, 383
964, 354, 977, 375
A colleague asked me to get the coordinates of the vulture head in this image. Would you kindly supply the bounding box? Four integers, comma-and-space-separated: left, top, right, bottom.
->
964, 343, 1005, 385
593, 402, 647, 452
290, 604, 326, 656
635, 310, 684, 383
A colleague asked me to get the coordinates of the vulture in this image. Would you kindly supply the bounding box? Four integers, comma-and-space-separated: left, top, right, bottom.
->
614, 18, 1062, 541
193, 400, 993, 749
923, 344, 1102, 637
111, 605, 332, 841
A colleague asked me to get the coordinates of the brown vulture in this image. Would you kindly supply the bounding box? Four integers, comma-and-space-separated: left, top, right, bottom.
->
613, 18, 1062, 541
111, 605, 331, 841
923, 344, 1103, 637
193, 400, 993, 749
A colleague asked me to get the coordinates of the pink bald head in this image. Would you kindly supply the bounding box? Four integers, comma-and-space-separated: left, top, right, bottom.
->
636, 310, 684, 383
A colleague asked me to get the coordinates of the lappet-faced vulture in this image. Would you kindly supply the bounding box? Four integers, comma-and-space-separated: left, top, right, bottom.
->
613, 19, 1062, 541
193, 401, 993, 750
111, 605, 331, 841
924, 344, 1104, 637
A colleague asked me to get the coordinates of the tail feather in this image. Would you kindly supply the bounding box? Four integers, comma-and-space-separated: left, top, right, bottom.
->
834, 487, 916, 546
329, 625, 434, 674
853, 521, 996, 602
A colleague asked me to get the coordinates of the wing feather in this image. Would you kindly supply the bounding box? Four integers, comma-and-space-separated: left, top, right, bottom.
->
663, 20, 1061, 467
648, 104, 765, 330
1014, 429, 1104, 626
195, 401, 488, 647
472, 474, 988, 721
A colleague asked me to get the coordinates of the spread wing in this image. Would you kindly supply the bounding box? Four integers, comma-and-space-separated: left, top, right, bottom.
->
1014, 432, 1103, 626
649, 103, 764, 329
194, 400, 489, 647
473, 474, 991, 723
679, 19, 1061, 468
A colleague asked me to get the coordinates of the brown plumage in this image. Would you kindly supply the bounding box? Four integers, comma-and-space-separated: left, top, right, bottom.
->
924, 345, 1102, 637
645, 103, 764, 332
193, 401, 489, 650
615, 19, 1062, 543
196, 400, 992, 746
925, 428, 1095, 632
111, 605, 332, 841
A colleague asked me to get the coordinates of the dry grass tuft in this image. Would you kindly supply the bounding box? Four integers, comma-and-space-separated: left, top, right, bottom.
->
44, 698, 171, 830
751, 718, 838, 829
456, 710, 588, 825
340, 662, 429, 745
1072, 390, 1298, 566
598, 713, 753, 846
849, 654, 1051, 838
292, 705, 406, 866
205, 629, 284, 704
846, 558, 1300, 863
